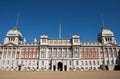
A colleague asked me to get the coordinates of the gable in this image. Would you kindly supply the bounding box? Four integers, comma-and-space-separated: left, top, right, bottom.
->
3, 42, 17, 47
104, 43, 117, 47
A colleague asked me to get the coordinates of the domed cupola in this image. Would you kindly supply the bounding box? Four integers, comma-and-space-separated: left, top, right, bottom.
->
98, 27, 116, 44
4, 27, 23, 45
6, 27, 22, 37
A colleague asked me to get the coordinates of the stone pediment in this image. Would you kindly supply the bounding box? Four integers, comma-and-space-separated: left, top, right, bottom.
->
4, 42, 17, 47
104, 43, 117, 47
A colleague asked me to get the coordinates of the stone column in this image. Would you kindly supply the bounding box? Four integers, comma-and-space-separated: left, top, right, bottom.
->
103, 48, 106, 65
112, 48, 115, 64
5, 47, 9, 69
62, 60, 64, 71
98, 47, 101, 65
10, 48, 12, 60
108, 48, 111, 65
11, 48, 13, 70
51, 48, 53, 58
6, 47, 8, 60
66, 48, 68, 58
15, 47, 17, 59
46, 47, 48, 58
57, 48, 58, 58
51, 60, 53, 71
19, 48, 22, 66
56, 61, 57, 71
1, 47, 5, 59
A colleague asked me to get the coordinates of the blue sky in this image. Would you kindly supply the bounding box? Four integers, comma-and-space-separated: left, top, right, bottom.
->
0, 0, 120, 43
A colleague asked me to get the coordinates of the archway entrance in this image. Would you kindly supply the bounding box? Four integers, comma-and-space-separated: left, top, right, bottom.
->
53, 65, 56, 71
58, 62, 63, 71
18, 66, 21, 71
64, 65, 67, 71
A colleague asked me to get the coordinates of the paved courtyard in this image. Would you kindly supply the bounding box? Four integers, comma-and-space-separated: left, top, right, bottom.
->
0, 71, 120, 79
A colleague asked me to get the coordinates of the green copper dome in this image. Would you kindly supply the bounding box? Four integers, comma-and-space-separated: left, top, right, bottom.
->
101, 27, 113, 35
97, 27, 114, 43
7, 27, 22, 37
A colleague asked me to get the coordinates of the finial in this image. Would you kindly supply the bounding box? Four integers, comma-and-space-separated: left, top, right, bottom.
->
24, 37, 26, 43
34, 38, 37, 42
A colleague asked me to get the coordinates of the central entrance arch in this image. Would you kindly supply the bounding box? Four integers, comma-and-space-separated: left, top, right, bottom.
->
58, 62, 63, 71
18, 65, 21, 71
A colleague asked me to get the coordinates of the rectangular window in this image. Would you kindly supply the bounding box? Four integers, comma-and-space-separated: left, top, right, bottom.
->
85, 61, 87, 65
96, 53, 99, 58
89, 61, 91, 65
41, 48, 46, 58
97, 61, 99, 65
74, 48, 79, 58
41, 49, 45, 58
26, 51, 28, 58
93, 61, 96, 65
69, 61, 72, 65
106, 60, 109, 65
7, 51, 11, 58
68, 49, 72, 58
76, 61, 79, 65
7, 60, 10, 65
42, 60, 44, 65
3, 51, 7, 58
16, 52, 19, 58
53, 48, 57, 57
12, 51, 15, 58
29, 48, 31, 58
2, 60, 5, 65
48, 48, 52, 58
111, 60, 114, 64
35, 48, 38, 58
21, 48, 24, 58
58, 48, 62, 57
88, 52, 91, 58
84, 53, 87, 58
30, 49, 32, 58
63, 48, 67, 57
81, 61, 84, 66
